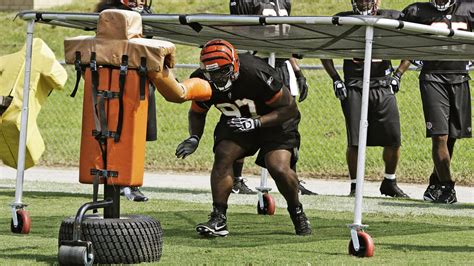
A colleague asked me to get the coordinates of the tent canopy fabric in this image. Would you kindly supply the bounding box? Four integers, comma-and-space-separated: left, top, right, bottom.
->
17, 11, 474, 60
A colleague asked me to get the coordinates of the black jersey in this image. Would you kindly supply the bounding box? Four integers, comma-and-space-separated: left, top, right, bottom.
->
191, 54, 284, 121
230, 0, 292, 42
230, 0, 291, 16
337, 10, 400, 80
400, 0, 474, 79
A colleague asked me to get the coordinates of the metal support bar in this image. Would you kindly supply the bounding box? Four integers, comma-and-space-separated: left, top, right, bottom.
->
350, 229, 361, 251
353, 25, 374, 226
11, 19, 35, 226
256, 169, 269, 209
73, 199, 113, 241
103, 185, 120, 218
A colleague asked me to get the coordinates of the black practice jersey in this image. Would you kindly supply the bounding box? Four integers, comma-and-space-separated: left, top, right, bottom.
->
191, 54, 284, 121
336, 10, 400, 80
400, 0, 474, 78
230, 0, 291, 16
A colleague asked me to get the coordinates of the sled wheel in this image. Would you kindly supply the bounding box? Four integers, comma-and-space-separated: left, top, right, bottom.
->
58, 215, 163, 264
257, 193, 275, 215
11, 209, 31, 234
348, 231, 374, 257
58, 245, 94, 266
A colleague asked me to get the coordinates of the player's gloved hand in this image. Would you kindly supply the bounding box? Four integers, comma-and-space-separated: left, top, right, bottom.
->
227, 117, 261, 133
175, 135, 200, 159
389, 72, 402, 93
294, 70, 309, 102
410, 60, 423, 70
296, 76, 309, 102
333, 79, 347, 101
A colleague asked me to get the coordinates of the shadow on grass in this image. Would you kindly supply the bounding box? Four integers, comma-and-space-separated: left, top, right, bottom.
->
137, 208, 474, 250
378, 200, 474, 210
379, 243, 474, 253
0, 190, 91, 200
141, 186, 210, 194
0, 246, 56, 264
0, 215, 74, 239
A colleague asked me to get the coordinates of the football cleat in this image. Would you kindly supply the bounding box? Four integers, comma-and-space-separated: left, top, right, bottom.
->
232, 178, 257, 194
424, 173, 442, 201
196, 210, 229, 237
433, 183, 457, 204
423, 184, 442, 202
121, 186, 149, 202
379, 179, 409, 198
288, 205, 312, 236
298, 180, 318, 195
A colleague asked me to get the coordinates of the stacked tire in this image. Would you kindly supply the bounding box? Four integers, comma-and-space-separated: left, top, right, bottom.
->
58, 215, 163, 264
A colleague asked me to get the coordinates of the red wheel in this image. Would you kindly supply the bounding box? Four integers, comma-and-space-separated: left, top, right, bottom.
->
348, 231, 374, 257
11, 209, 31, 234
257, 193, 275, 215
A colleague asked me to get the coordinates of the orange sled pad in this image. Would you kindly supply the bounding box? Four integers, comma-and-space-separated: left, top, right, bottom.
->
79, 67, 148, 186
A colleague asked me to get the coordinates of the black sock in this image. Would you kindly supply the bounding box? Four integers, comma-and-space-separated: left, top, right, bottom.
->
212, 203, 228, 215
233, 161, 244, 178
287, 203, 303, 216
429, 173, 440, 186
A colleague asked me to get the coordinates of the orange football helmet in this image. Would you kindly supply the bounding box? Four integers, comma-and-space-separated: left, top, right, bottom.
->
200, 39, 240, 92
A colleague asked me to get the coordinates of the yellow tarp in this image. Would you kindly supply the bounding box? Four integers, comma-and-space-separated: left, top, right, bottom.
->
0, 38, 67, 169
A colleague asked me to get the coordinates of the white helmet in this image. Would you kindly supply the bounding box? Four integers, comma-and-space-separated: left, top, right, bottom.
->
431, 0, 456, 11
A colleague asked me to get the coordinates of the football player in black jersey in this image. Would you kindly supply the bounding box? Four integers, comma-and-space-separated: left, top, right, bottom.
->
175, 39, 311, 237
400, 0, 473, 204
229, 0, 317, 196
321, 0, 411, 198
96, 0, 152, 13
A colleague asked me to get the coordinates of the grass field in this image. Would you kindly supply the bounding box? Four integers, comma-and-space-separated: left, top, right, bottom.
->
1, 179, 473, 265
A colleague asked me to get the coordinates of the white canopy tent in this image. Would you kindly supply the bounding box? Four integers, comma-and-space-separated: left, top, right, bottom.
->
17, 11, 474, 59
12, 11, 474, 252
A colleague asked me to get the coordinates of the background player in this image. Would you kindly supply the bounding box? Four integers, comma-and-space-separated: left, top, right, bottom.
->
321, 0, 411, 198
400, 0, 473, 203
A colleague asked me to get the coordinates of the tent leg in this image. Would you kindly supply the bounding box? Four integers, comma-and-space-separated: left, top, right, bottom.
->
254, 53, 277, 206
352, 25, 374, 227
11, 19, 35, 223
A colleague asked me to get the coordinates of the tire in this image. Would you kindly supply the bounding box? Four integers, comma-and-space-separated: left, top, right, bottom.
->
11, 209, 31, 234
58, 215, 163, 264
348, 231, 375, 257
257, 193, 276, 215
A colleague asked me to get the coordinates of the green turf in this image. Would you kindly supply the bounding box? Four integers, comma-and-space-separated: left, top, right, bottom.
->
0, 180, 473, 265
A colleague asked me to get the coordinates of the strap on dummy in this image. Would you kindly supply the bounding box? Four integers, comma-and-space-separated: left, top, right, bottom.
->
70, 51, 82, 97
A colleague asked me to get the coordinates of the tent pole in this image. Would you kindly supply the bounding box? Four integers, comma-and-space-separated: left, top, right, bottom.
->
353, 24, 374, 226
11, 19, 35, 225
256, 52, 276, 207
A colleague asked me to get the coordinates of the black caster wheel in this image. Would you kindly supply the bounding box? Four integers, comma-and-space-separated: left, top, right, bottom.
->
58, 245, 94, 266
257, 193, 275, 215
348, 231, 374, 257
11, 209, 31, 234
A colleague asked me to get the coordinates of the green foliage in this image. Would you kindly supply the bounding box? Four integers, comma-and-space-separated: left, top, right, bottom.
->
0, 0, 472, 184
